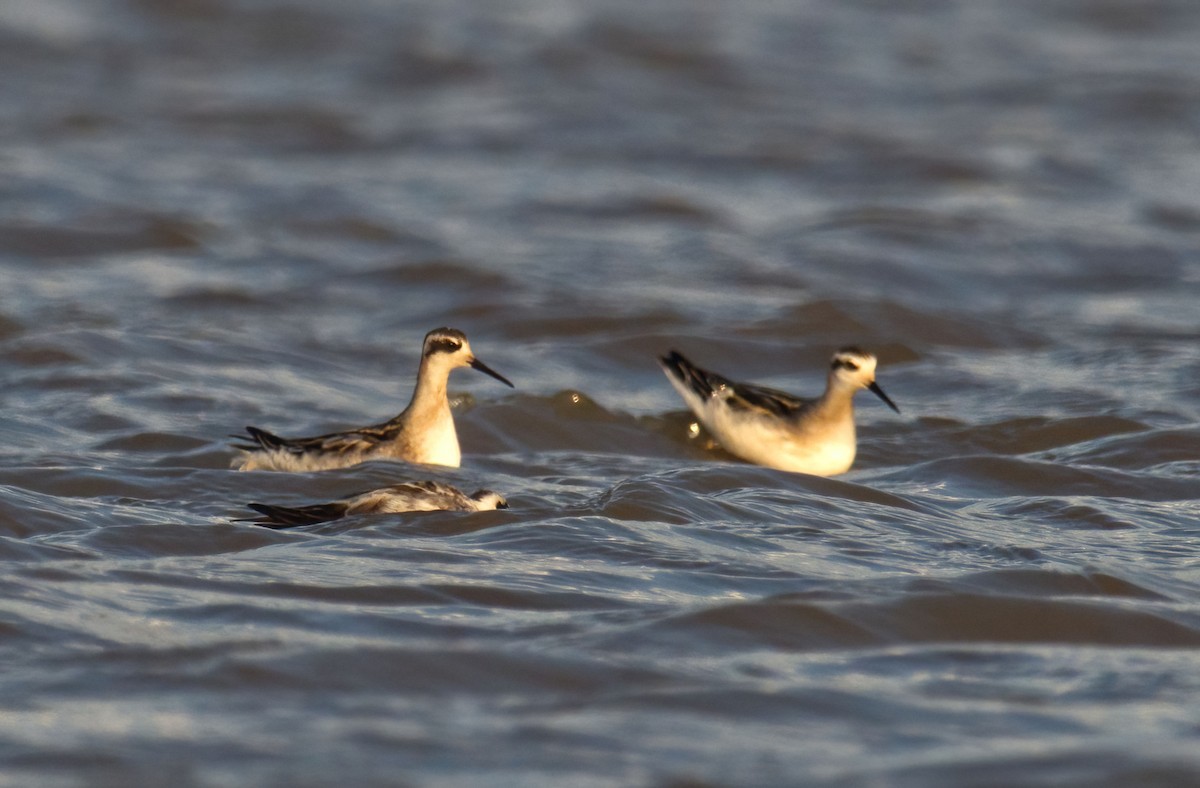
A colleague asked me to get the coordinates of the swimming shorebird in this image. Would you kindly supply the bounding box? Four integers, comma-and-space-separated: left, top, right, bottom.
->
659, 346, 900, 476
231, 327, 513, 471
238, 480, 508, 528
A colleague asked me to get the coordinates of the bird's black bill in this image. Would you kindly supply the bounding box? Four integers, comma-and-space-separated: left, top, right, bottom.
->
470, 357, 515, 388
868, 381, 900, 413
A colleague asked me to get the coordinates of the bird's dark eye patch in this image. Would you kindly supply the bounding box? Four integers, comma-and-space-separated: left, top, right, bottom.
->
426, 339, 462, 356
832, 358, 860, 372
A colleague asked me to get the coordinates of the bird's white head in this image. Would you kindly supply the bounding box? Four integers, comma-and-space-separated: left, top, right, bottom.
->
829, 346, 899, 413
470, 489, 509, 510
422, 327, 514, 388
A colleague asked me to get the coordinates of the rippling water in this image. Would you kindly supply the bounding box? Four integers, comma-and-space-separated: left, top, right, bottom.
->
3, 0, 1200, 785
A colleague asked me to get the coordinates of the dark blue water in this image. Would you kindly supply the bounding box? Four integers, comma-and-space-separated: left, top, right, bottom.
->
2, 1, 1199, 785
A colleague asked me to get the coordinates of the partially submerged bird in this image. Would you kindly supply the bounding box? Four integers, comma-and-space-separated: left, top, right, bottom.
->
231, 327, 513, 471
659, 346, 900, 476
239, 480, 508, 528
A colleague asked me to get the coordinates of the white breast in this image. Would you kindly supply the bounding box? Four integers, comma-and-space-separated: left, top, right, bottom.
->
408, 411, 461, 467
706, 408, 858, 477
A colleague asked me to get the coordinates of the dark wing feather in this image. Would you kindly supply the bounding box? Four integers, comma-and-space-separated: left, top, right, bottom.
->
660, 350, 735, 399
242, 426, 291, 450
661, 350, 812, 418
723, 380, 813, 418
228, 425, 294, 452
238, 501, 351, 528
229, 425, 282, 451
232, 422, 401, 457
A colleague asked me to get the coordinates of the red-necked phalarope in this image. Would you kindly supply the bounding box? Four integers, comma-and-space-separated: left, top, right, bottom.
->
238, 480, 508, 528
659, 346, 900, 476
231, 327, 514, 472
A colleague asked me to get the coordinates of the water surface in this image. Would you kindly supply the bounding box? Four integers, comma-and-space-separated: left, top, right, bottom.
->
2, 1, 1200, 786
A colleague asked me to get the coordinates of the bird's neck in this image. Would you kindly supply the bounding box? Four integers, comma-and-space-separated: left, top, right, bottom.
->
816, 377, 857, 421
405, 359, 452, 419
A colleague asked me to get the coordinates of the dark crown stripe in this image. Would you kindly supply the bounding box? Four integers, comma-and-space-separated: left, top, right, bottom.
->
427, 327, 466, 341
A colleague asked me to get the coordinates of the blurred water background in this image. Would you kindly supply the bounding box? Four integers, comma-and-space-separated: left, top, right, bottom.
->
2, 0, 1200, 785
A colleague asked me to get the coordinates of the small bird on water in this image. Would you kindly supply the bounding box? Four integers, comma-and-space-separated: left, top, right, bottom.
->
231, 327, 514, 472
659, 346, 900, 476
239, 480, 508, 528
